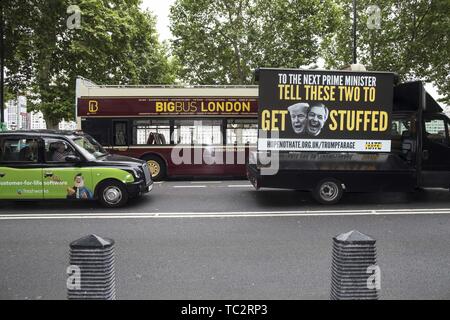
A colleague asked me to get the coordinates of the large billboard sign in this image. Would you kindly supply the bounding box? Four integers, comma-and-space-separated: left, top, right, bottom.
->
257, 68, 394, 152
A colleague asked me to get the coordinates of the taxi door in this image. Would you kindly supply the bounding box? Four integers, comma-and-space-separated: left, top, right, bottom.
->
42, 138, 94, 200
0, 136, 44, 200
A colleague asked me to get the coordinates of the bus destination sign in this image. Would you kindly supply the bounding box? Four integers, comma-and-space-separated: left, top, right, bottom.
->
77, 97, 258, 117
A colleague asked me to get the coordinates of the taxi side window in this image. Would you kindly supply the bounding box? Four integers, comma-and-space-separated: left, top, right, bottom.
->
45, 139, 76, 162
0, 138, 39, 162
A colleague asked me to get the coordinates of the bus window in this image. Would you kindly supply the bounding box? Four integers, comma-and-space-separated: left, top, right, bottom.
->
173, 120, 222, 145
226, 119, 258, 145
81, 118, 111, 146
132, 120, 170, 145
113, 121, 128, 146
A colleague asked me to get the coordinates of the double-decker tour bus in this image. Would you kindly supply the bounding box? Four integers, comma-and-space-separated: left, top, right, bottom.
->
76, 77, 258, 180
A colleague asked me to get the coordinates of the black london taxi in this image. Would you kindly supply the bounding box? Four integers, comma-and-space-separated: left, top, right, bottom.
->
0, 130, 153, 207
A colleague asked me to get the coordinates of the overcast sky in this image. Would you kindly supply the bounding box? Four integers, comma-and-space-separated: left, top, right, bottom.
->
139, 0, 445, 106
141, 0, 175, 42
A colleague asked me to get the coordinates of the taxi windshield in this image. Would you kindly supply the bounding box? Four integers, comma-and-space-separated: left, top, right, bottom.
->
73, 135, 108, 158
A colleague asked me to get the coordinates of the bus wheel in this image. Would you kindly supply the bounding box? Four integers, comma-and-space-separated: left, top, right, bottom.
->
313, 179, 343, 205
143, 155, 166, 181
98, 180, 129, 208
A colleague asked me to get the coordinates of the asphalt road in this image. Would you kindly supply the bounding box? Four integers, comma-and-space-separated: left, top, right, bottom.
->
0, 180, 449, 299
2, 179, 450, 213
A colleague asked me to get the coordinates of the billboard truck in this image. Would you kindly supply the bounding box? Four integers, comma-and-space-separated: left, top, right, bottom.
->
247, 67, 450, 204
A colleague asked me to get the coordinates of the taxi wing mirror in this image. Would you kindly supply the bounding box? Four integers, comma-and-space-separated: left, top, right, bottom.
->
65, 155, 81, 163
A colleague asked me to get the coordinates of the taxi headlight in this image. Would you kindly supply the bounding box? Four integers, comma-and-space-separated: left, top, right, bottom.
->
126, 168, 143, 180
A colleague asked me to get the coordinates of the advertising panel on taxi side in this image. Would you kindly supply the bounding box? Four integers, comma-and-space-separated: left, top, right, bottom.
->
0, 166, 134, 200
0, 169, 94, 200
257, 68, 395, 152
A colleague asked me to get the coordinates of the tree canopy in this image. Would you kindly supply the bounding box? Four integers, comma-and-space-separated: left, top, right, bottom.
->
3, 0, 449, 127
4, 0, 176, 127
322, 0, 450, 104
170, 0, 449, 103
169, 0, 341, 85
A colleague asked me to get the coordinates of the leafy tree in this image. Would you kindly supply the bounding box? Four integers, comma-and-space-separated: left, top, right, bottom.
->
4, 0, 176, 128
322, 0, 450, 104
169, 0, 341, 85
3, 0, 36, 95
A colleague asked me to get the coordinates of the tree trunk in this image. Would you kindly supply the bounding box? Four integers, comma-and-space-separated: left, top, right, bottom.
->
44, 116, 59, 130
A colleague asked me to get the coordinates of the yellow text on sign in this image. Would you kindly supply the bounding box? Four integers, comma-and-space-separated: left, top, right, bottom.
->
261, 110, 288, 131
88, 100, 99, 113
278, 85, 301, 100
328, 110, 388, 132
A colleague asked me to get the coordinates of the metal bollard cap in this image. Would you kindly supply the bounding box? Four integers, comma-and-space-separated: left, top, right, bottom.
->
333, 230, 375, 245
70, 234, 115, 249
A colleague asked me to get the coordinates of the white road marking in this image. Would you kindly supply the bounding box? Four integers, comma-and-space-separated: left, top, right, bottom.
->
227, 184, 253, 188
191, 181, 222, 184
1, 208, 450, 220
173, 185, 206, 188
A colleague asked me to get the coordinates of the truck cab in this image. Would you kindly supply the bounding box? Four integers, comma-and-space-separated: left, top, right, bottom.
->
394, 81, 450, 189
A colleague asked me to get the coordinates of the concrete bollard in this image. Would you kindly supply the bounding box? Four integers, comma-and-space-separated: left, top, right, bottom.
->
330, 230, 379, 300
67, 234, 116, 300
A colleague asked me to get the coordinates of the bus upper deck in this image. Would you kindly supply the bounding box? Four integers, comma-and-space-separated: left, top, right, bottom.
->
76, 77, 259, 180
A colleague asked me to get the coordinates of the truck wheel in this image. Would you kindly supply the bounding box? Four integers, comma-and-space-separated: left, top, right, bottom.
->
143, 155, 166, 181
98, 180, 129, 208
313, 179, 343, 205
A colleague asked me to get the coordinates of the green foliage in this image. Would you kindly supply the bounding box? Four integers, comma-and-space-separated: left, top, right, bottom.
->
170, 0, 449, 103
4, 0, 449, 125
322, 0, 450, 104
4, 0, 176, 127
169, 0, 341, 84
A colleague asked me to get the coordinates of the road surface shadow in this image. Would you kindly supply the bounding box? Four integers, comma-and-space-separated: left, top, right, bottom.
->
250, 187, 450, 209
1, 188, 450, 213
0, 194, 152, 213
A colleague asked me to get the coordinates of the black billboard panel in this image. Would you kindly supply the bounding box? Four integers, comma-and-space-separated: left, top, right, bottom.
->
257, 68, 395, 152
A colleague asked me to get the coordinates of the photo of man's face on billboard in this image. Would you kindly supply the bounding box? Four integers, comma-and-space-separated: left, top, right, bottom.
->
288, 103, 309, 134
306, 103, 329, 137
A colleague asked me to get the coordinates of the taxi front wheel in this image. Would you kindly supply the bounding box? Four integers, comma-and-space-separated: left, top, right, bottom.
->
97, 180, 129, 208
